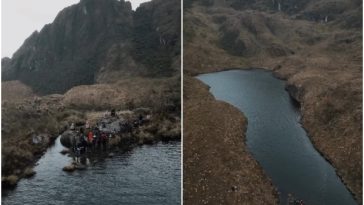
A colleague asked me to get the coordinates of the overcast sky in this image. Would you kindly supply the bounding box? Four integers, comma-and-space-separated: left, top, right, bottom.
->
2, 0, 149, 58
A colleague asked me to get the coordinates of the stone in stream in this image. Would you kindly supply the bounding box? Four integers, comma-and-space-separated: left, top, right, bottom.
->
60, 149, 70, 155
75, 164, 87, 170
62, 164, 76, 172
63, 156, 91, 172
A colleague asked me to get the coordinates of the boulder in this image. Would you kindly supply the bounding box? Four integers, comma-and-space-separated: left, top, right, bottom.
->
60, 130, 76, 148
99, 118, 127, 133
62, 164, 76, 172
75, 164, 87, 170
60, 149, 70, 155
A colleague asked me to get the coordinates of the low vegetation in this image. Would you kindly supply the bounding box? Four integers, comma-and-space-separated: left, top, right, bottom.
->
184, 0, 362, 202
2, 75, 180, 188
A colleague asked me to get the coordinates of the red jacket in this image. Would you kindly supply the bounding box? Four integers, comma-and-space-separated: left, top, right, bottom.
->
88, 132, 93, 142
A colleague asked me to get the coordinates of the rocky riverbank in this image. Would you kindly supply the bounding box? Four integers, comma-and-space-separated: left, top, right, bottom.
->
59, 109, 180, 172
183, 76, 278, 204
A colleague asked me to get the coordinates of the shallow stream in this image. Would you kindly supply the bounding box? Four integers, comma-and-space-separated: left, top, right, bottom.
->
2, 137, 181, 205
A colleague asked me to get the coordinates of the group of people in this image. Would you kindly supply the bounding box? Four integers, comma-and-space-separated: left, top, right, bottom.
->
69, 110, 149, 163
71, 124, 112, 163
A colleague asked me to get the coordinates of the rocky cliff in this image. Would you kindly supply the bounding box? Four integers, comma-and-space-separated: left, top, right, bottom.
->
2, 0, 181, 94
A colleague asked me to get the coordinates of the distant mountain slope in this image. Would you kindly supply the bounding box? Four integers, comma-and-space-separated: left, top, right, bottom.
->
2, 0, 181, 94
186, 0, 362, 27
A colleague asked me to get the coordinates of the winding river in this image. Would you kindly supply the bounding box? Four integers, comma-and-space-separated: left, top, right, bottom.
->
197, 69, 356, 205
2, 137, 181, 205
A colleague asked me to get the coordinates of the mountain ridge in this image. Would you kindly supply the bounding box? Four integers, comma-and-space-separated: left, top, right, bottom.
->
2, 0, 181, 94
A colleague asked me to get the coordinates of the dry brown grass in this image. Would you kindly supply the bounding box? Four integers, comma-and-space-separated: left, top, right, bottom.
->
2, 175, 19, 188
23, 167, 36, 178
184, 4, 362, 202
63, 76, 180, 114
2, 102, 68, 178
2, 80, 37, 103
2, 68, 180, 190
183, 76, 278, 204
1, 86, 84, 185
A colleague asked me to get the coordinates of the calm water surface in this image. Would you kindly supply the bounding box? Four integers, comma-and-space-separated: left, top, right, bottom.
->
2, 137, 181, 205
198, 69, 356, 205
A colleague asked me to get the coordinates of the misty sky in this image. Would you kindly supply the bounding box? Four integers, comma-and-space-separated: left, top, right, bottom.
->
2, 0, 150, 58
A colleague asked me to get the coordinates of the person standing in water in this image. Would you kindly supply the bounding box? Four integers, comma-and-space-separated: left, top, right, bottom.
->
101, 132, 108, 151
87, 130, 94, 151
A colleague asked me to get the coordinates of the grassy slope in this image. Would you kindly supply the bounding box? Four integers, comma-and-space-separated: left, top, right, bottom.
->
184, 3, 362, 202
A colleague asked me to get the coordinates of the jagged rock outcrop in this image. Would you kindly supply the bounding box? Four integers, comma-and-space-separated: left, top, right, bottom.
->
2, 0, 133, 94
133, 0, 181, 75
2, 0, 181, 94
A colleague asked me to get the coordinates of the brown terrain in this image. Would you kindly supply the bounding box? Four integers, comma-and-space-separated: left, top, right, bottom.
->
184, 0, 362, 203
184, 77, 278, 204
